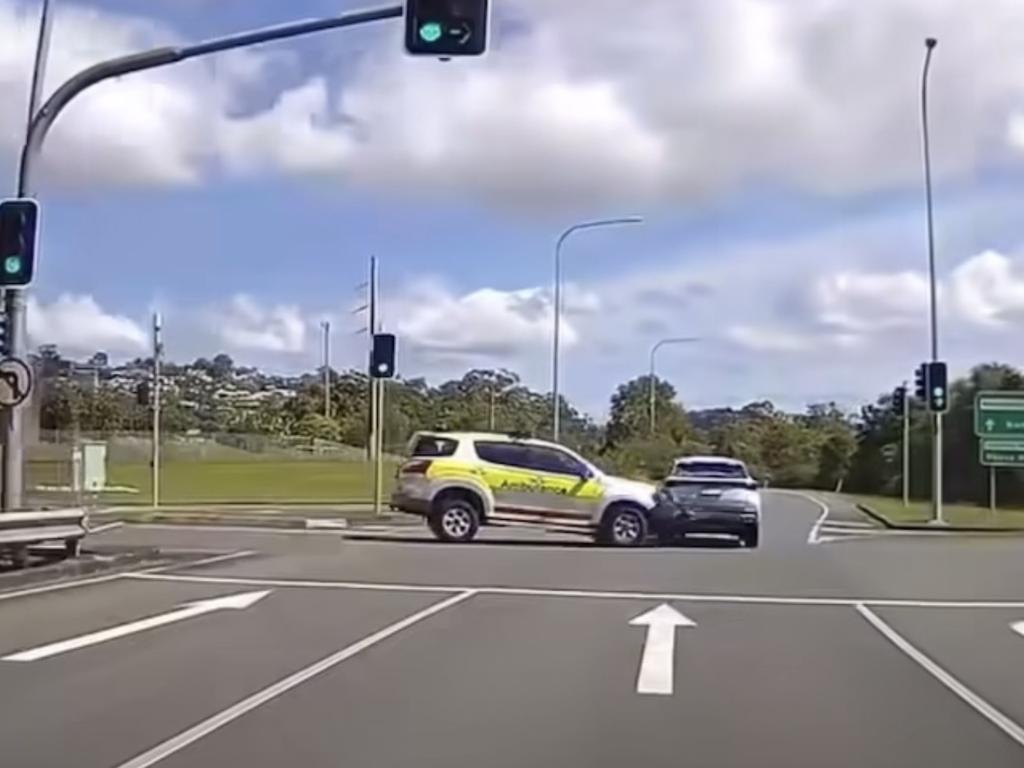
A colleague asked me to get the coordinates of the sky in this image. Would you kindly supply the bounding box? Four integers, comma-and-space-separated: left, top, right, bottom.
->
1, 0, 1023, 418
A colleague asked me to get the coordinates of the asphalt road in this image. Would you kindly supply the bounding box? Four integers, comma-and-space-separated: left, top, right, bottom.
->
3, 490, 1024, 767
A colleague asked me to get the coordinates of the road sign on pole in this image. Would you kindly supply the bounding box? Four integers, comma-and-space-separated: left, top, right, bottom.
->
0, 358, 32, 409
979, 439, 1024, 468
975, 392, 1024, 438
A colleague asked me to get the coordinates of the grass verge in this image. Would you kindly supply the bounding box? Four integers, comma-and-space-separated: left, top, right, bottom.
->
852, 494, 1024, 530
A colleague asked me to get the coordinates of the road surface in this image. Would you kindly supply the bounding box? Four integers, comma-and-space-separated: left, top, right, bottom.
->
3, 490, 1024, 767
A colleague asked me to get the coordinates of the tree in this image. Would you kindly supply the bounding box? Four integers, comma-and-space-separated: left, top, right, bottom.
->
606, 375, 692, 448
211, 353, 234, 380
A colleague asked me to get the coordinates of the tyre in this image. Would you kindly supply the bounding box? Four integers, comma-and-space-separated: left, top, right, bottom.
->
742, 526, 760, 549
600, 504, 649, 547
430, 494, 481, 543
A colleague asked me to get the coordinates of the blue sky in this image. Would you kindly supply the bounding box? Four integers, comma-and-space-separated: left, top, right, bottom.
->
2, 0, 1023, 417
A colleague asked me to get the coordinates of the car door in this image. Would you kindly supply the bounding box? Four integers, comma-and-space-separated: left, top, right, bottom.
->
473, 442, 547, 523
520, 445, 603, 523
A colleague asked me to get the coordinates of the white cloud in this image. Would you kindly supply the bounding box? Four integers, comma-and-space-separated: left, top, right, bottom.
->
3, 0, 1024, 207
950, 250, 1024, 327
27, 294, 146, 354
813, 270, 931, 333
213, 295, 307, 354
725, 325, 812, 352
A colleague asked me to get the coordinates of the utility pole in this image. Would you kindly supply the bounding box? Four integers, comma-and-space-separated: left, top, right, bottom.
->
321, 320, 331, 419
902, 380, 910, 508
920, 37, 944, 525
648, 337, 699, 435
151, 312, 162, 509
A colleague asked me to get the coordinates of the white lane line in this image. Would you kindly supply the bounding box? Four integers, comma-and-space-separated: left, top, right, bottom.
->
856, 603, 1024, 749
124, 572, 1024, 609
1012, 621, 1024, 638
125, 524, 347, 536
151, 550, 257, 572
113, 589, 477, 768
0, 550, 255, 605
0, 573, 124, 602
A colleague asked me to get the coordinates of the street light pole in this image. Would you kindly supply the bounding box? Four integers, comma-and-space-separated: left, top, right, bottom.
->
151, 313, 162, 509
649, 337, 700, 435
921, 36, 944, 525
552, 217, 643, 442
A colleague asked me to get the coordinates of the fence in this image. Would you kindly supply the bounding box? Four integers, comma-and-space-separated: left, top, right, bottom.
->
27, 431, 403, 508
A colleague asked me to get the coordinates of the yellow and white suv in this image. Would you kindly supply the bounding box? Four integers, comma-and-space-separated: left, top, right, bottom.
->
391, 431, 658, 546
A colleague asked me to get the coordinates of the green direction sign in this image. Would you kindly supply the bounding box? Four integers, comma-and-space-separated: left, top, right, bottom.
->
980, 439, 1024, 468
975, 391, 1024, 437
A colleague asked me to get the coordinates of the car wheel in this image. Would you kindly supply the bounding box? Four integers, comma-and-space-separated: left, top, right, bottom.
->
601, 505, 648, 547
742, 526, 760, 549
430, 495, 480, 543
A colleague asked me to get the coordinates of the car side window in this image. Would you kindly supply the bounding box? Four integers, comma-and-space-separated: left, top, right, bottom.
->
474, 442, 532, 470
527, 446, 587, 476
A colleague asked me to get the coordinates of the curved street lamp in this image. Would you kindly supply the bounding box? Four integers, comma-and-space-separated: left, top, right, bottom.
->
649, 337, 700, 435
552, 217, 643, 441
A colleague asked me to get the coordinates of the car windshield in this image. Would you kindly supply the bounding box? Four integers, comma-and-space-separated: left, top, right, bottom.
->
673, 461, 748, 479
664, 479, 750, 498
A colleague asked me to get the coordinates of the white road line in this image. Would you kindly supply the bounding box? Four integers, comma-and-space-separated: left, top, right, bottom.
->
113, 589, 477, 768
0, 573, 124, 602
856, 603, 1024, 749
124, 572, 1024, 609
0, 550, 255, 605
125, 524, 347, 536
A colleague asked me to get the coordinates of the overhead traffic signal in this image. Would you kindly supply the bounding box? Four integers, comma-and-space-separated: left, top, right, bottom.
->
405, 0, 489, 57
0, 199, 39, 288
370, 333, 397, 379
926, 361, 948, 413
914, 364, 927, 401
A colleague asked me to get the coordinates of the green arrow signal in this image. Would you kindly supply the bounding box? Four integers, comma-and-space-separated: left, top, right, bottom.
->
4, 256, 22, 275
419, 22, 443, 43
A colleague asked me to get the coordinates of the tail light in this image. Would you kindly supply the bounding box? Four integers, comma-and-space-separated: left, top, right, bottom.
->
400, 459, 432, 476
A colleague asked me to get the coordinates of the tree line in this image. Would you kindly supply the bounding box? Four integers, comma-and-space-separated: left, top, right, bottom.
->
36, 355, 1024, 506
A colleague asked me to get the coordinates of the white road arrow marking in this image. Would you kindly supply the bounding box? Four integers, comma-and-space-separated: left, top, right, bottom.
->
1012, 621, 1024, 638
2, 590, 271, 662
629, 603, 696, 695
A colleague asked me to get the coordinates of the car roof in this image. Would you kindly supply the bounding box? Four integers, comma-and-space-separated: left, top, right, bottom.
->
673, 455, 747, 466
411, 431, 564, 450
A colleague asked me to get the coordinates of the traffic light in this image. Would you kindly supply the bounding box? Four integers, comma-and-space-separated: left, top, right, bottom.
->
926, 361, 948, 413
0, 199, 39, 287
914, 364, 927, 401
893, 385, 906, 414
370, 333, 397, 379
405, 0, 489, 57
0, 309, 8, 358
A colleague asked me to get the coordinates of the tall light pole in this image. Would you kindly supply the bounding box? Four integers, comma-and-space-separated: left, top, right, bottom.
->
649, 337, 699, 435
321, 320, 331, 419
921, 36, 944, 525
151, 312, 162, 509
552, 216, 643, 442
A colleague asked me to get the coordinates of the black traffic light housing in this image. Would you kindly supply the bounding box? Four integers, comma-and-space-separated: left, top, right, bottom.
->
926, 361, 948, 413
370, 333, 397, 379
0, 198, 39, 288
892, 385, 906, 414
913, 364, 927, 401
405, 0, 489, 57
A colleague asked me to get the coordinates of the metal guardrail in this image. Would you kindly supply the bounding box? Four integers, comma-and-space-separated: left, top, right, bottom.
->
0, 508, 88, 564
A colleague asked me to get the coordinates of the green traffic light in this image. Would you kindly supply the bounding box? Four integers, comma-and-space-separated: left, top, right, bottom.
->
419, 21, 443, 43
4, 256, 21, 275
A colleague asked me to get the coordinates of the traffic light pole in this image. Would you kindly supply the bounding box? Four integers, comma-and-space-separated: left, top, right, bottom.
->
921, 37, 944, 526
2, 4, 403, 513
152, 313, 162, 509
902, 380, 910, 508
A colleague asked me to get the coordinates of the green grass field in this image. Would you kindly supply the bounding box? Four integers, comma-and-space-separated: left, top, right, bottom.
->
24, 459, 399, 505
853, 494, 1024, 530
